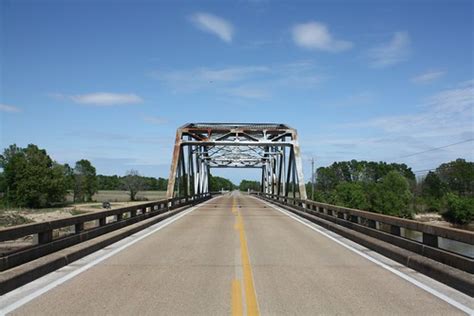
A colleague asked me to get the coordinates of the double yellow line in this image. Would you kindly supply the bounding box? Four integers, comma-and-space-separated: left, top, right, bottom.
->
232, 197, 260, 316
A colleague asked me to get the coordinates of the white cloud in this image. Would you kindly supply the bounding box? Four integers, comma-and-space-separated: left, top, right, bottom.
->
226, 86, 270, 100
52, 92, 143, 106
143, 116, 168, 125
0, 104, 21, 113
411, 70, 445, 84
329, 80, 474, 167
291, 22, 353, 52
325, 91, 376, 107
152, 65, 270, 92
368, 32, 411, 68
152, 61, 324, 101
190, 12, 234, 43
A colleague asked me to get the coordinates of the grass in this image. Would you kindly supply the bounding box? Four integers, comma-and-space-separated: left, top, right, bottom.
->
0, 213, 33, 227
69, 209, 89, 216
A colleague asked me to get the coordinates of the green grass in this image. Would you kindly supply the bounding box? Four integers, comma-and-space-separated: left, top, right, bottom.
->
69, 209, 89, 216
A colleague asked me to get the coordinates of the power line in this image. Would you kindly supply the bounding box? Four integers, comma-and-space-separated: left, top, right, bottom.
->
397, 138, 474, 159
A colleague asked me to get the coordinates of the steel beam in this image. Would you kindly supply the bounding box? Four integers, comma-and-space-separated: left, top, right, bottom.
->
166, 123, 307, 200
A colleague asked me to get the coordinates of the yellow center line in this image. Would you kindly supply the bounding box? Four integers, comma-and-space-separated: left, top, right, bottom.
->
231, 279, 243, 316
231, 196, 260, 316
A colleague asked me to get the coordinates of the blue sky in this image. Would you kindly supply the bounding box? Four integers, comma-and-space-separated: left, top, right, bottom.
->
1, 0, 473, 183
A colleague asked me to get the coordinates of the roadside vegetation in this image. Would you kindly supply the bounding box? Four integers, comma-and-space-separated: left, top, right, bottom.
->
0, 143, 472, 228
309, 159, 474, 226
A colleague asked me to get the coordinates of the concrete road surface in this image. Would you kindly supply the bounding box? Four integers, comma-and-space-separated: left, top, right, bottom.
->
6, 192, 471, 315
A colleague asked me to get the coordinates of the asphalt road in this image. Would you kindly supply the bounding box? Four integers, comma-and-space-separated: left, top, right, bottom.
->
10, 192, 466, 315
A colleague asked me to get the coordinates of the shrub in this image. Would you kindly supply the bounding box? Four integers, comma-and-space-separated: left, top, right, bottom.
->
442, 193, 474, 225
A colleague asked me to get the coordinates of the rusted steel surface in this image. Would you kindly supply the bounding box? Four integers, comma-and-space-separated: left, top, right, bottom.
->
167, 123, 307, 200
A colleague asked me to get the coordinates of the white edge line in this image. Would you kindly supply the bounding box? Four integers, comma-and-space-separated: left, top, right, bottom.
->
256, 197, 473, 315
0, 198, 214, 315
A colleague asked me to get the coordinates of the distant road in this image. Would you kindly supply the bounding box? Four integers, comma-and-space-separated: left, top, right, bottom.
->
5, 192, 470, 315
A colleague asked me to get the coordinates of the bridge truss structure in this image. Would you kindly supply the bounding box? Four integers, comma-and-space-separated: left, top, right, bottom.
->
166, 123, 307, 199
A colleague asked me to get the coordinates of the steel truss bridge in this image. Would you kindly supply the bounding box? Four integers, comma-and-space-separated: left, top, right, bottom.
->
166, 123, 307, 199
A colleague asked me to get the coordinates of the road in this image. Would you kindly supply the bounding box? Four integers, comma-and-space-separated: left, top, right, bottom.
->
7, 192, 468, 315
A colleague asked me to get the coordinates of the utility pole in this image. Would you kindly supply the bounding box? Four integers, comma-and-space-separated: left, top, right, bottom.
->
311, 157, 315, 200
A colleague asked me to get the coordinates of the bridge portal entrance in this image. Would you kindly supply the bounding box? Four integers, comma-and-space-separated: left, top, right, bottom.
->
166, 123, 307, 199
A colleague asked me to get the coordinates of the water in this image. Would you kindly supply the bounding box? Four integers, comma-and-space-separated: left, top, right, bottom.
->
403, 229, 474, 258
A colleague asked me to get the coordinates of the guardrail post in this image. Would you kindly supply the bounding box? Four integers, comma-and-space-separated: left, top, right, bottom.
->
38, 230, 53, 244
367, 219, 376, 229
99, 218, 106, 226
390, 225, 401, 236
75, 223, 84, 234
423, 232, 438, 247
117, 213, 123, 221
130, 210, 137, 217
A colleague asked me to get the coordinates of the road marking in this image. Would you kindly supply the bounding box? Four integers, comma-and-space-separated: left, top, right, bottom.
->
0, 198, 215, 315
232, 279, 243, 316
255, 197, 474, 315
233, 197, 260, 316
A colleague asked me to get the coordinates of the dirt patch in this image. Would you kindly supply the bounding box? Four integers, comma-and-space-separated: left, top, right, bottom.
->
0, 212, 34, 227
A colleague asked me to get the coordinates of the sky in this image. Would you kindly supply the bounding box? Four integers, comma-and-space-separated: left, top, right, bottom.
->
1, 0, 473, 184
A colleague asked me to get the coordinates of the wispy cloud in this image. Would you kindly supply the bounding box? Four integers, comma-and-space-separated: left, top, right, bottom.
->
143, 116, 168, 125
190, 12, 234, 43
51, 92, 143, 106
291, 22, 353, 52
226, 86, 270, 100
152, 61, 324, 99
368, 32, 411, 68
324, 91, 376, 107
0, 104, 21, 113
411, 70, 445, 84
326, 80, 474, 167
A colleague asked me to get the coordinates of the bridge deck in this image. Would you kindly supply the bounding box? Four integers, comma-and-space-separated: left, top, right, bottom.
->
6, 193, 468, 315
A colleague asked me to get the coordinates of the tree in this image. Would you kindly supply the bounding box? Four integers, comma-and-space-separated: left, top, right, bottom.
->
315, 160, 416, 193
122, 169, 144, 201
436, 159, 474, 196
74, 159, 97, 202
0, 144, 68, 208
333, 182, 370, 210
209, 175, 235, 191
239, 180, 260, 192
442, 193, 474, 225
419, 171, 446, 212
373, 171, 412, 217
422, 171, 445, 198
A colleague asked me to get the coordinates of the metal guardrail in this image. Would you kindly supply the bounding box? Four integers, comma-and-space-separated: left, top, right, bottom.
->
0, 193, 211, 271
254, 193, 474, 273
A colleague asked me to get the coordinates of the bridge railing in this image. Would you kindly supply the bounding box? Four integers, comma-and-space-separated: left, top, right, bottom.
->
254, 193, 473, 274
0, 193, 211, 272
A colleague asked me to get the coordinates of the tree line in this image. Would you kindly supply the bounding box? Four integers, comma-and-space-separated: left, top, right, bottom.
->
0, 144, 168, 208
1, 143, 471, 225
309, 159, 473, 225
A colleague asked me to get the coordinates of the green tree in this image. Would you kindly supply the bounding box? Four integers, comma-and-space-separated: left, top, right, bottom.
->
316, 160, 415, 193
442, 193, 474, 225
373, 171, 412, 217
74, 159, 98, 202
0, 144, 68, 208
422, 171, 445, 198
333, 182, 370, 210
239, 180, 261, 192
436, 159, 474, 196
209, 175, 235, 191
122, 169, 144, 201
